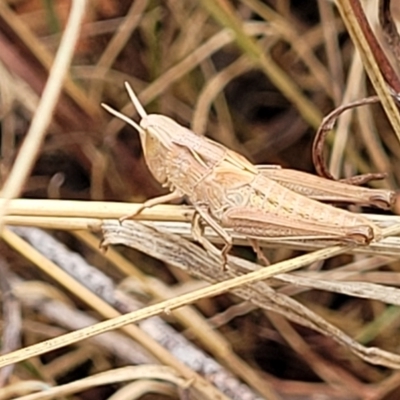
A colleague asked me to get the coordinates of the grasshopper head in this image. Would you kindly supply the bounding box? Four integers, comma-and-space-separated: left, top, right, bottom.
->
140, 114, 183, 150
101, 83, 177, 153
101, 83, 172, 184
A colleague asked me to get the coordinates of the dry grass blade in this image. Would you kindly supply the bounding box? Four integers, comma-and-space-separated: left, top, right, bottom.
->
3, 2, 400, 398
335, 0, 400, 143
13, 366, 187, 400
200, 0, 323, 128
4, 219, 400, 375
0, 0, 87, 231
2, 198, 400, 258
6, 226, 271, 399
101, 221, 400, 368
0, 227, 233, 400
0, 240, 348, 369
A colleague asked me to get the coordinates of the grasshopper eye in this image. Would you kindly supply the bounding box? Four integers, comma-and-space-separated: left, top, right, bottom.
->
226, 192, 245, 205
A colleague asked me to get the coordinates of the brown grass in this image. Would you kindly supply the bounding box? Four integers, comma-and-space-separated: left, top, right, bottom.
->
1, 1, 400, 399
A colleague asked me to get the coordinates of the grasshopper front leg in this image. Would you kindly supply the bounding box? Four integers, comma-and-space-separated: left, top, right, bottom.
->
121, 190, 183, 221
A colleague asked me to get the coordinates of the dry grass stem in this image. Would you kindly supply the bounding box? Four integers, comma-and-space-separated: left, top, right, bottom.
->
3, 2, 400, 399
0, 1, 87, 230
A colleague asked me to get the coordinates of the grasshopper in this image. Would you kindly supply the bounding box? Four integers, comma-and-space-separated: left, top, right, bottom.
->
102, 83, 393, 261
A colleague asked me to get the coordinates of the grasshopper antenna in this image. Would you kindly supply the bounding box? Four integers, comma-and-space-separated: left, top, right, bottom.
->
101, 102, 144, 134
124, 81, 147, 118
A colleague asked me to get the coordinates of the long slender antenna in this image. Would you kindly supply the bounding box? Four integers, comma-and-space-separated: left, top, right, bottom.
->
125, 81, 147, 118
101, 103, 144, 134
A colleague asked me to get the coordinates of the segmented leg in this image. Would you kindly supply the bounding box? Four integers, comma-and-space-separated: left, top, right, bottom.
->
191, 206, 232, 267
248, 238, 270, 266
120, 190, 182, 222
258, 167, 395, 209
220, 206, 375, 245
191, 213, 221, 257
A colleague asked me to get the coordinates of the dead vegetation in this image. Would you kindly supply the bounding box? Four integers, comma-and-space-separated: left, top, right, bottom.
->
1, 1, 400, 399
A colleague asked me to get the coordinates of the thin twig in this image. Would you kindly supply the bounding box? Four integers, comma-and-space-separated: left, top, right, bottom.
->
313, 96, 387, 184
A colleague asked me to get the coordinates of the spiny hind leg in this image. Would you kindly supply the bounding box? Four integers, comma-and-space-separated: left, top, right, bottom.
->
192, 207, 232, 268
221, 206, 376, 245
120, 190, 183, 222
